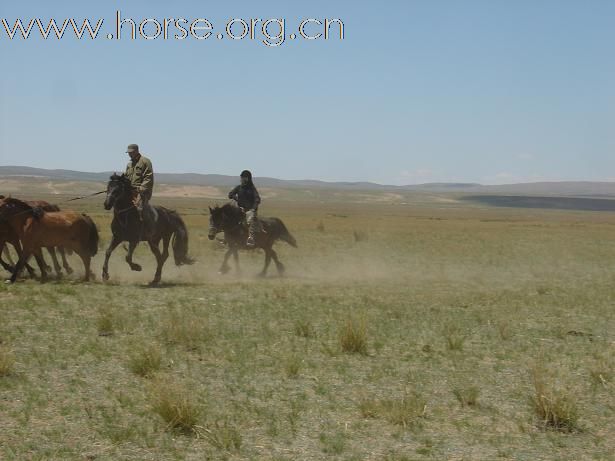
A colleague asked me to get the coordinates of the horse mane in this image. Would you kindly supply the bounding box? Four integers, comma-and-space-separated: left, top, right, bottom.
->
1, 196, 32, 210
109, 173, 129, 182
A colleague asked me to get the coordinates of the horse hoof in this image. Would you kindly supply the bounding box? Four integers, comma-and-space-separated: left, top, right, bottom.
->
131, 264, 142, 272
219, 266, 230, 275
66, 268, 74, 275
149, 280, 160, 287
102, 272, 109, 281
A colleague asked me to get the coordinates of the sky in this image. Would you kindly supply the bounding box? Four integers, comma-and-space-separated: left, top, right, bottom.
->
0, 0, 614, 185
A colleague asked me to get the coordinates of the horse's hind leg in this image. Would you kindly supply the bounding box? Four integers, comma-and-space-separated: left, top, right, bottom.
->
77, 251, 92, 282
147, 240, 164, 285
160, 236, 170, 265
59, 247, 73, 274
125, 240, 142, 272
270, 248, 285, 275
46, 247, 63, 278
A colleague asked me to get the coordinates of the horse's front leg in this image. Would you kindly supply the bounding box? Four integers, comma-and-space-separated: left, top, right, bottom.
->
8, 248, 36, 283
9, 240, 37, 278
102, 235, 122, 281
125, 240, 142, 271
219, 247, 233, 274
0, 243, 14, 273
147, 240, 163, 286
232, 247, 241, 275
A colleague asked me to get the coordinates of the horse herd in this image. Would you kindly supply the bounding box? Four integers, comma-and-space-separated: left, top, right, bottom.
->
0, 174, 297, 286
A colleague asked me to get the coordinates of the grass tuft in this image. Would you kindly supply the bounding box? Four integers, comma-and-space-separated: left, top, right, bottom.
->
199, 420, 242, 451
530, 365, 580, 432
160, 309, 208, 352
444, 324, 466, 351
359, 392, 427, 429
96, 308, 114, 336
339, 316, 368, 355
150, 378, 202, 434
128, 343, 162, 378
294, 319, 315, 338
0, 345, 15, 376
453, 385, 480, 407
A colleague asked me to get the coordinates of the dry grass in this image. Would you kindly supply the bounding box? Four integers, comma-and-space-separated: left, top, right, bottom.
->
339, 315, 368, 355
149, 378, 202, 433
1, 193, 614, 460
128, 343, 163, 378
96, 308, 114, 336
0, 345, 15, 376
359, 392, 427, 429
530, 365, 580, 432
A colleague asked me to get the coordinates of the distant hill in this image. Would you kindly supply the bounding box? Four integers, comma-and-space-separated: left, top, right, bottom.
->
1, 165, 615, 197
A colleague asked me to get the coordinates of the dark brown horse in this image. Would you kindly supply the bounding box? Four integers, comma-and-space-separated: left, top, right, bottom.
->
0, 197, 99, 283
102, 174, 194, 285
208, 203, 297, 276
0, 195, 73, 277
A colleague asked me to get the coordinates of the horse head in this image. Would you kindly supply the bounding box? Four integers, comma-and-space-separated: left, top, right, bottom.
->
0, 197, 32, 219
208, 203, 244, 240
208, 205, 223, 240
104, 173, 132, 210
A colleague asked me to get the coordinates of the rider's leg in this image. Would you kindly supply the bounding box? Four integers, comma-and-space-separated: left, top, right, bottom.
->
246, 209, 257, 247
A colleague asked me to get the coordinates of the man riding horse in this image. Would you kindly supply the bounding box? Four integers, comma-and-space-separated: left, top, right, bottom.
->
227, 170, 261, 248
125, 143, 155, 237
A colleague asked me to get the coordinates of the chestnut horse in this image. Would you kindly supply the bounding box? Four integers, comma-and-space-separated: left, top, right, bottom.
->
0, 195, 73, 277
0, 197, 99, 283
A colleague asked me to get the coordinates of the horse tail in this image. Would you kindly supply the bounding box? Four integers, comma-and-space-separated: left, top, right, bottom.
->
276, 218, 298, 248
82, 214, 99, 257
168, 210, 195, 266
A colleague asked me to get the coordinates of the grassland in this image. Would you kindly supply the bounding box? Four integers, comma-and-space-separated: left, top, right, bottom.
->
0, 188, 614, 460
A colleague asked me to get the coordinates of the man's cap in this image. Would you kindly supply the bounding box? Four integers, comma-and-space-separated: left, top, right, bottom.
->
240, 170, 252, 179
126, 144, 139, 153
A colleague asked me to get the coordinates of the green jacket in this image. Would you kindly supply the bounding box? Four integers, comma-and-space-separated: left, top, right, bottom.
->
125, 155, 154, 199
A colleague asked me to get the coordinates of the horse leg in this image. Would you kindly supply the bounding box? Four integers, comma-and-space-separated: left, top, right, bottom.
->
219, 248, 233, 274
9, 248, 37, 283
59, 247, 73, 274
33, 250, 49, 283
46, 247, 63, 278
232, 247, 241, 275
259, 248, 272, 277
147, 240, 164, 286
125, 240, 142, 272
77, 251, 91, 282
160, 236, 170, 265
9, 241, 37, 279
268, 247, 285, 275
5, 244, 15, 266
0, 243, 14, 273
102, 235, 122, 281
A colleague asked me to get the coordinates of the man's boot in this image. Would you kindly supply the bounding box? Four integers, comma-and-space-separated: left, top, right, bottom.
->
246, 227, 256, 248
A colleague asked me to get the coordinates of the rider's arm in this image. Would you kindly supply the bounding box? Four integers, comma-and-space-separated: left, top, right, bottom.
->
139, 159, 154, 193
228, 186, 239, 200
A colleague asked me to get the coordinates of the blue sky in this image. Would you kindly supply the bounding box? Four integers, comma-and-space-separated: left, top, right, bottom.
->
0, 0, 614, 185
